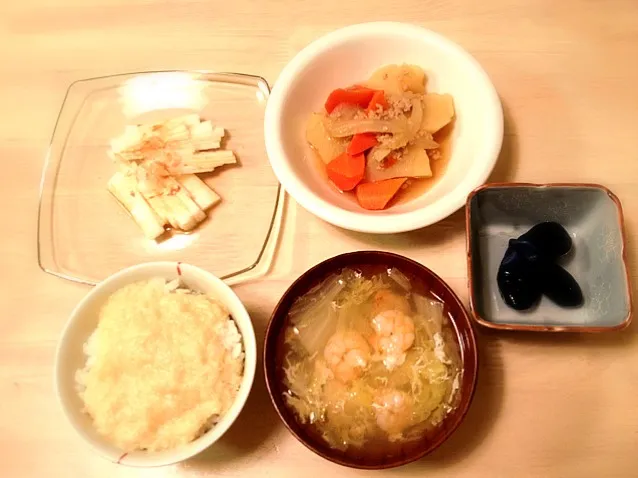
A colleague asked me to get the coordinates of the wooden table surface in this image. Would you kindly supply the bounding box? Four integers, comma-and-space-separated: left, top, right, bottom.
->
2, 1, 638, 477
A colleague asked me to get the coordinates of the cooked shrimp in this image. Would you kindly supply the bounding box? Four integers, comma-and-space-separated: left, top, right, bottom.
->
371, 289, 411, 316
323, 331, 371, 383
370, 310, 415, 370
373, 389, 414, 438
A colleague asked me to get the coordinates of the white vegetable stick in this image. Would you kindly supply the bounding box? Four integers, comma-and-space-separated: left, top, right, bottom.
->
177, 174, 221, 210
171, 150, 236, 174
172, 186, 206, 230
146, 194, 203, 231
145, 195, 179, 229
107, 172, 166, 239
190, 120, 214, 140
162, 145, 194, 163
193, 139, 222, 151
184, 115, 203, 127
110, 125, 142, 153
143, 177, 205, 231
190, 123, 225, 150
196, 149, 236, 163
162, 124, 190, 141
107, 116, 233, 237
211, 126, 225, 139
158, 140, 195, 162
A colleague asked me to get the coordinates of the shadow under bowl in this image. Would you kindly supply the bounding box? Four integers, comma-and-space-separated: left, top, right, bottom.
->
263, 251, 478, 469
466, 183, 633, 332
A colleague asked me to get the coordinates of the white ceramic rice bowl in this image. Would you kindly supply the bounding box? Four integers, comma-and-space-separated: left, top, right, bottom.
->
54, 262, 257, 467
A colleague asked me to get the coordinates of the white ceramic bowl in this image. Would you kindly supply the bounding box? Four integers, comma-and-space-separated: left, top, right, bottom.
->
265, 22, 503, 233
54, 262, 257, 467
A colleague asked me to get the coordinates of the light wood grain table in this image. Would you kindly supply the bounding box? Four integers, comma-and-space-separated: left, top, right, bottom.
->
2, 1, 637, 477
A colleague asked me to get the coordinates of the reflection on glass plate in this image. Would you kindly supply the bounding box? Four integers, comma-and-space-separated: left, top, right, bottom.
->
119, 72, 208, 117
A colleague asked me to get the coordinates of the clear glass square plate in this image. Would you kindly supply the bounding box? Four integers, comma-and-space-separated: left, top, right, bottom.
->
38, 71, 283, 285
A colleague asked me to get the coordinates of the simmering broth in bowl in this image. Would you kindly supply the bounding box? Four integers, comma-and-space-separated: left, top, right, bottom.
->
275, 264, 462, 461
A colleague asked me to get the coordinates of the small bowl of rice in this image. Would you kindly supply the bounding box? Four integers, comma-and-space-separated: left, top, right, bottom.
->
54, 262, 257, 467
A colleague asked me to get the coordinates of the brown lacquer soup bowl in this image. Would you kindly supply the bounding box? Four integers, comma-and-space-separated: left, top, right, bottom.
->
263, 251, 478, 469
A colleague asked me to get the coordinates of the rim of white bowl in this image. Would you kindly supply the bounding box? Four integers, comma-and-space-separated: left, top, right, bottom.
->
53, 261, 257, 467
265, 21, 503, 234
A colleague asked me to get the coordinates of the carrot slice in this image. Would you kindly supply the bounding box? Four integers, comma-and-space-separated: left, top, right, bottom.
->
366, 90, 388, 113
355, 178, 407, 210
325, 86, 376, 113
326, 152, 365, 191
347, 133, 378, 155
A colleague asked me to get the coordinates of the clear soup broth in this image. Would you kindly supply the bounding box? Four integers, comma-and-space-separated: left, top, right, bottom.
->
276, 265, 462, 461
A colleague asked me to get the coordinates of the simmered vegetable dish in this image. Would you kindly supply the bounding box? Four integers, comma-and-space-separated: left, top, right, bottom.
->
306, 64, 456, 210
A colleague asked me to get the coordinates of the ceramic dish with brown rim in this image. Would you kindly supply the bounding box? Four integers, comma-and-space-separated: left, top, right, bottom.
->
466, 183, 632, 332
263, 251, 478, 469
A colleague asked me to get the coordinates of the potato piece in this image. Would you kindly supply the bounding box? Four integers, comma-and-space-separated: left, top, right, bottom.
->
306, 113, 348, 164
421, 94, 455, 133
366, 64, 426, 95
365, 144, 432, 182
